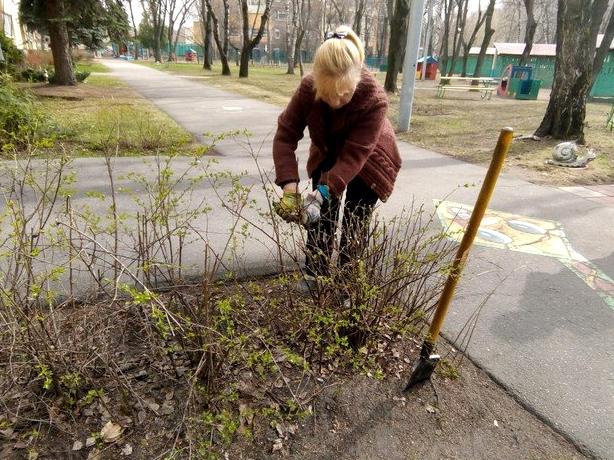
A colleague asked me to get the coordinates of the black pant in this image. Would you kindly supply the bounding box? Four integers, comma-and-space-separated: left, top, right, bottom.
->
305, 173, 379, 277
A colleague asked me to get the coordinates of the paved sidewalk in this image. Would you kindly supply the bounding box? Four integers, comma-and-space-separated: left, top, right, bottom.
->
94, 60, 614, 458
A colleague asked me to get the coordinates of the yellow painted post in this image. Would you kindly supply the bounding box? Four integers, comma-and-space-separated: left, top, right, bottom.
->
425, 127, 514, 345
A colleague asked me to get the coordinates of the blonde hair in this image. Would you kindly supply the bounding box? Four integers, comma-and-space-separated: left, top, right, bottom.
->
313, 26, 365, 101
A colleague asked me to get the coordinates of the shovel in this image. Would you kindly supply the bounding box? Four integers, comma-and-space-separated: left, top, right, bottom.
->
404, 127, 514, 391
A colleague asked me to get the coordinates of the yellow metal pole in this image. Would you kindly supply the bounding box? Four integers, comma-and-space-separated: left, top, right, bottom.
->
426, 127, 514, 345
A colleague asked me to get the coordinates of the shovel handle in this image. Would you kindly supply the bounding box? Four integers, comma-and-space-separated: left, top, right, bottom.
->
426, 127, 514, 344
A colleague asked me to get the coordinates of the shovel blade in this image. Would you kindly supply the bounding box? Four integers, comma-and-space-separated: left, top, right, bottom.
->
404, 342, 440, 391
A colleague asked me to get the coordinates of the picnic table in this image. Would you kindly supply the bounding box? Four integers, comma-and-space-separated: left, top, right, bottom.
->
436, 76, 498, 100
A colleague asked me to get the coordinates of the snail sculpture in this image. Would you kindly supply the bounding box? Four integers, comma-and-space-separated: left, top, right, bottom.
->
547, 142, 596, 168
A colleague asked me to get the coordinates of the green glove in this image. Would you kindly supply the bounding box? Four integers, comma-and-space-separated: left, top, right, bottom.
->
273, 191, 303, 223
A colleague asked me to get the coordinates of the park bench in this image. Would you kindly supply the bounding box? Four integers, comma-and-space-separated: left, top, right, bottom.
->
436, 76, 498, 100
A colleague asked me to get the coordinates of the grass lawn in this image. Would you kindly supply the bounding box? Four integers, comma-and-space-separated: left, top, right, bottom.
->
32, 73, 192, 157
137, 60, 614, 185
75, 60, 111, 73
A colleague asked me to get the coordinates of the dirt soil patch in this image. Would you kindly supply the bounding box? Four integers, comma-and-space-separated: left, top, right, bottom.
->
0, 278, 584, 460
284, 348, 584, 460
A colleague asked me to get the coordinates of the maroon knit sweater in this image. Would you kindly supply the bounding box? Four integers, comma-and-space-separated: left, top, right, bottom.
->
272, 69, 401, 202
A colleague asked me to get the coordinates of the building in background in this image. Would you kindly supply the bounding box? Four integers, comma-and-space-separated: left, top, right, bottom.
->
0, 0, 25, 48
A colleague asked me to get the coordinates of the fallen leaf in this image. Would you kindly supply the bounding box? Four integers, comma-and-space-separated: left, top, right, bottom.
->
121, 444, 133, 456
0, 428, 14, 439
272, 439, 283, 452
87, 448, 101, 460
72, 440, 83, 451
28, 450, 38, 460
100, 421, 123, 443
425, 404, 438, 414
160, 404, 174, 416
147, 401, 160, 414
239, 404, 254, 426
85, 437, 96, 448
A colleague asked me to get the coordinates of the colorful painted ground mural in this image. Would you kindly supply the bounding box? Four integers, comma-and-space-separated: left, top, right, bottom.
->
435, 200, 614, 311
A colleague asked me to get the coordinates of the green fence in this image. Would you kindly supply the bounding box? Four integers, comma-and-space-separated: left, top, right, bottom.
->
443, 51, 614, 97
592, 52, 614, 98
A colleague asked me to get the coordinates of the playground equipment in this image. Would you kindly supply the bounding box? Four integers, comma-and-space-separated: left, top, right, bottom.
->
416, 56, 439, 80
497, 64, 541, 100
184, 49, 198, 62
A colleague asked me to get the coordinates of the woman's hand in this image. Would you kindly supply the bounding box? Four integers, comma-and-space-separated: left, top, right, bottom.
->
274, 184, 302, 223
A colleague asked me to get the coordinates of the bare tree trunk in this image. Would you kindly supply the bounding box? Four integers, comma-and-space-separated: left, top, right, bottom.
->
460, 3, 486, 76
205, 0, 231, 75
447, 0, 468, 77
239, 0, 273, 77
147, 0, 166, 62
591, 4, 614, 88
384, 0, 410, 92
535, 0, 608, 143
201, 0, 213, 70
287, 1, 297, 74
519, 0, 537, 66
473, 0, 496, 79
439, 0, 453, 76
46, 0, 76, 85
353, 0, 367, 36
127, 0, 139, 60
222, 0, 229, 58
167, 0, 177, 61
171, 0, 196, 62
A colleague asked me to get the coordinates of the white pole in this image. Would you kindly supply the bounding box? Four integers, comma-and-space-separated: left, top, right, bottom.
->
398, 0, 426, 132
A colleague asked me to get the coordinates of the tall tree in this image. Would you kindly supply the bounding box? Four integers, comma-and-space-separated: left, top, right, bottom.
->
473, 0, 496, 79
518, 0, 537, 66
438, 0, 453, 77
166, 0, 196, 61
105, 0, 131, 54
20, 0, 121, 85
204, 0, 231, 75
198, 0, 213, 70
384, 0, 410, 92
447, 0, 468, 77
286, 0, 298, 74
138, 10, 169, 52
591, 4, 614, 88
294, 0, 312, 76
353, 0, 367, 36
144, 0, 167, 62
126, 0, 140, 59
534, 0, 609, 143
239, 0, 273, 77
460, 1, 487, 76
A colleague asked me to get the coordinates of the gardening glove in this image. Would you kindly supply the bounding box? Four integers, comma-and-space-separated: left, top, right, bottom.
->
273, 191, 303, 223
302, 184, 330, 226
